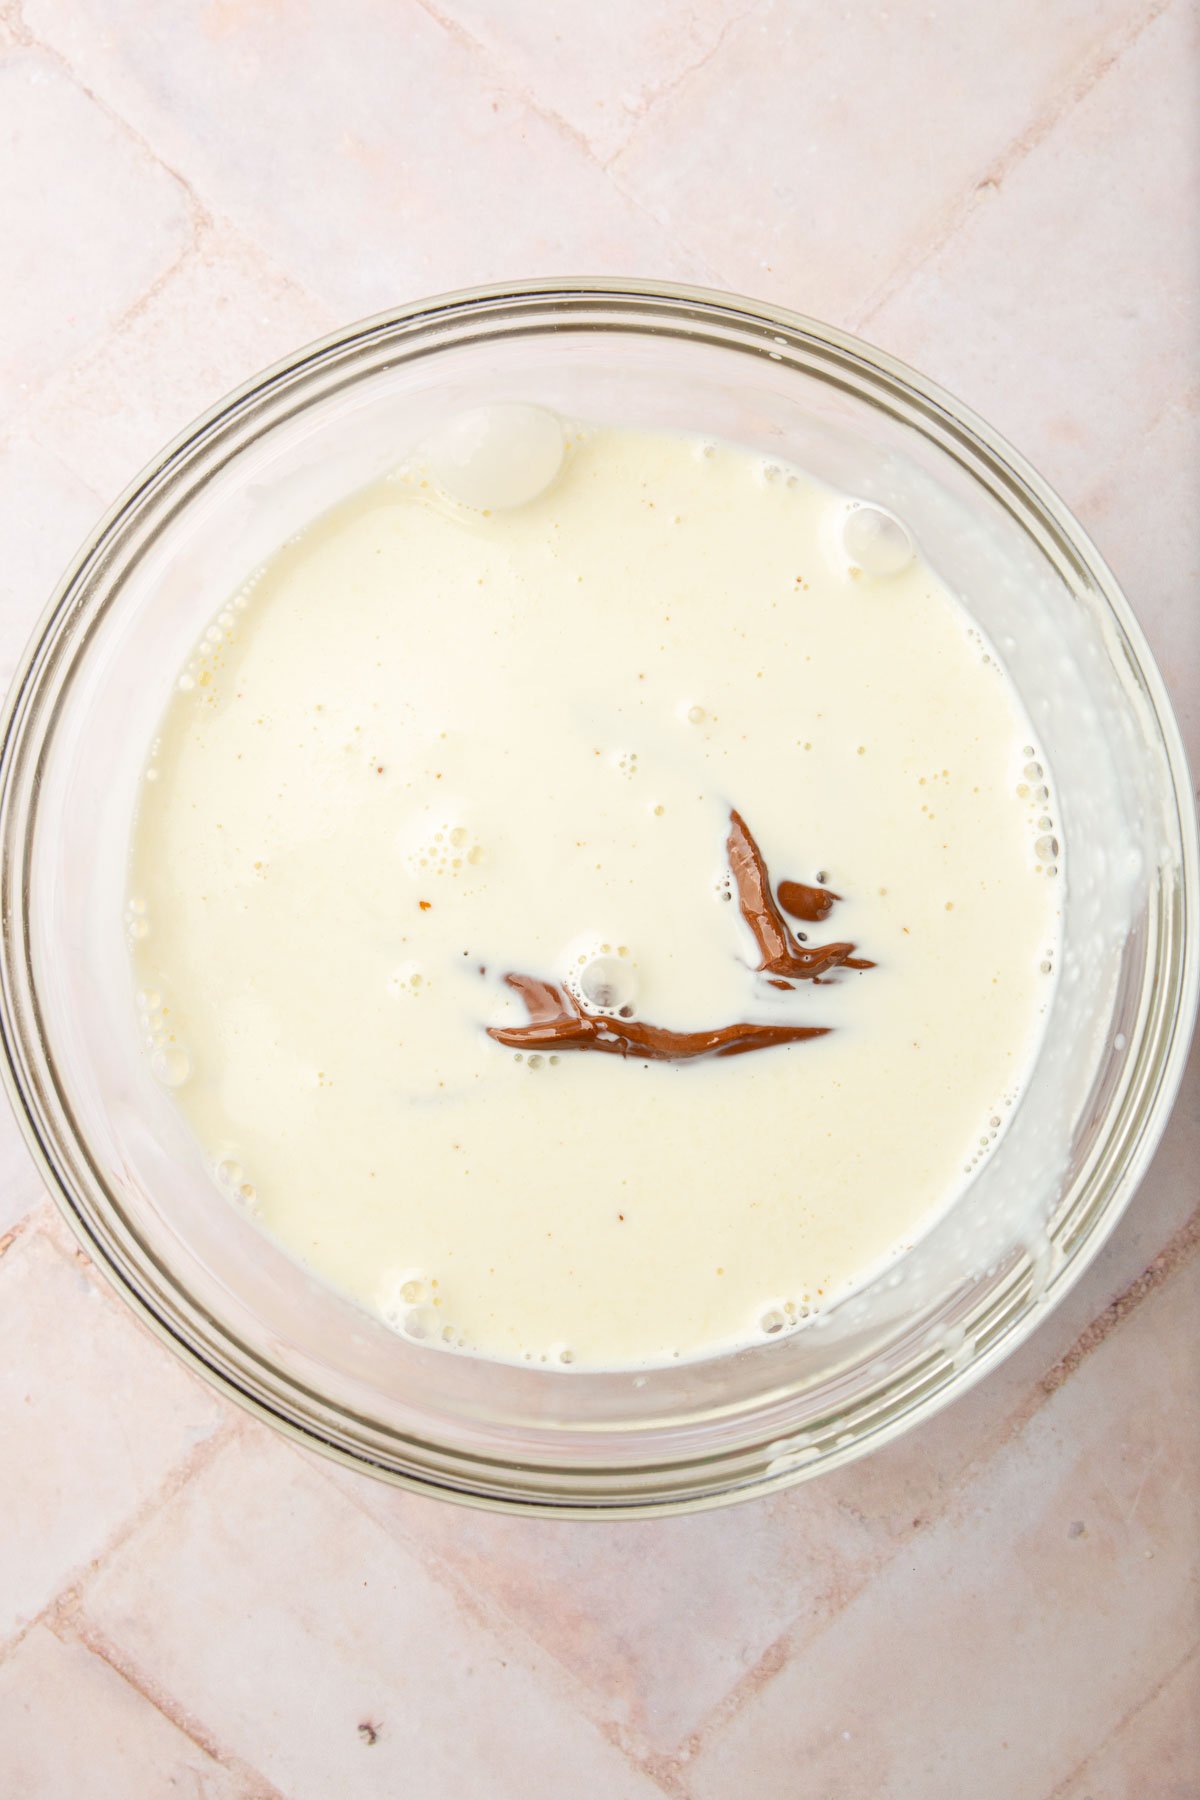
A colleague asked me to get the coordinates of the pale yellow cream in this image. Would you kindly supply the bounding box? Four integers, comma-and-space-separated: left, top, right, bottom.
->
129, 421, 1062, 1367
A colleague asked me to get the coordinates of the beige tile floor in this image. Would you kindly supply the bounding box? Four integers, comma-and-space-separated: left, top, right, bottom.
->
1, 3, 1197, 1794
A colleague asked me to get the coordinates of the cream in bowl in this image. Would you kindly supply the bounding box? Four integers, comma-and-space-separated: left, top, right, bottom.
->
128, 409, 1062, 1369
6, 284, 1191, 1512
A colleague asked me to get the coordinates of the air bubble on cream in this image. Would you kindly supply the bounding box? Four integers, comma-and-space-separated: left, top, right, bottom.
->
422, 403, 564, 511
126, 897, 150, 941
841, 503, 914, 576
579, 955, 637, 1014
150, 1045, 190, 1087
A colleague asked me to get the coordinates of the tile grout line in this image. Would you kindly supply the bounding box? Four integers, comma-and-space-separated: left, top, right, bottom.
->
48, 1605, 290, 1800
10, 214, 334, 485
854, 0, 1172, 333
295, 1443, 687, 1795
7, 0, 212, 236
603, 0, 767, 172
1039, 1200, 1200, 1399
646, 1518, 918, 1787
0, 1195, 52, 1262
1045, 1637, 1200, 1797
0, 1410, 240, 1669
409, 0, 594, 159
407, 0, 730, 288
4, 5, 341, 447
0, 3, 241, 453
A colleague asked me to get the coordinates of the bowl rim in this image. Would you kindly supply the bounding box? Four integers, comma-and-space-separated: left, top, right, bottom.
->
1, 276, 1196, 1518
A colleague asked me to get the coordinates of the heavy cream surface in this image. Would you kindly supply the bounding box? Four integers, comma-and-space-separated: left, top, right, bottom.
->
129, 418, 1062, 1368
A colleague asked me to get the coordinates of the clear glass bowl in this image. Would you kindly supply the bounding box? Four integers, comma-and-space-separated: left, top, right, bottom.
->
1, 281, 1195, 1516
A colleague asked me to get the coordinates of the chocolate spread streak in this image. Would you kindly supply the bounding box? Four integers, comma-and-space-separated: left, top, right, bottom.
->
487, 973, 828, 1060
777, 878, 838, 922
488, 810, 874, 1064
727, 811, 874, 979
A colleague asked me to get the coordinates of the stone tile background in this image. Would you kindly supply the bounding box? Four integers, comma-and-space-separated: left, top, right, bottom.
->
0, 3, 1196, 1794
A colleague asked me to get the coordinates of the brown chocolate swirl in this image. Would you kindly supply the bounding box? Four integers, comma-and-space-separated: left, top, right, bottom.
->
488, 810, 874, 1063
727, 811, 873, 981
777, 878, 839, 922
487, 973, 827, 1060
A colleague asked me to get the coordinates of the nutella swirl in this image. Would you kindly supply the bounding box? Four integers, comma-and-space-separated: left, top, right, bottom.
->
489, 810, 874, 1062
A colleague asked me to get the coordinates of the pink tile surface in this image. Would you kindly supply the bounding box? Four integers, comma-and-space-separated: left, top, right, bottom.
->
0, 1627, 246, 1800
326, 1455, 886, 1758
0, 48, 192, 411
0, 1228, 225, 1643
688, 1258, 1200, 1800
611, 0, 1147, 319
0, 4, 1197, 1796
420, 0, 752, 164
82, 1430, 666, 1800
21, 0, 722, 313
1053, 1645, 1200, 1800
864, 1, 1200, 501
1077, 399, 1200, 769
0, 433, 103, 697
26, 221, 338, 503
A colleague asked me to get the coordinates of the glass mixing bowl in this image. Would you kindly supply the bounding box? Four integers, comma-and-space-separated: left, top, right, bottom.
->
1, 281, 1195, 1516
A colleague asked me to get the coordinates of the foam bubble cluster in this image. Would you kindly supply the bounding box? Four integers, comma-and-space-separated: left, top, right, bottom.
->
379, 1270, 467, 1349
758, 1294, 814, 1338
126, 896, 150, 943
1014, 743, 1061, 878
404, 820, 484, 880
215, 1156, 259, 1213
